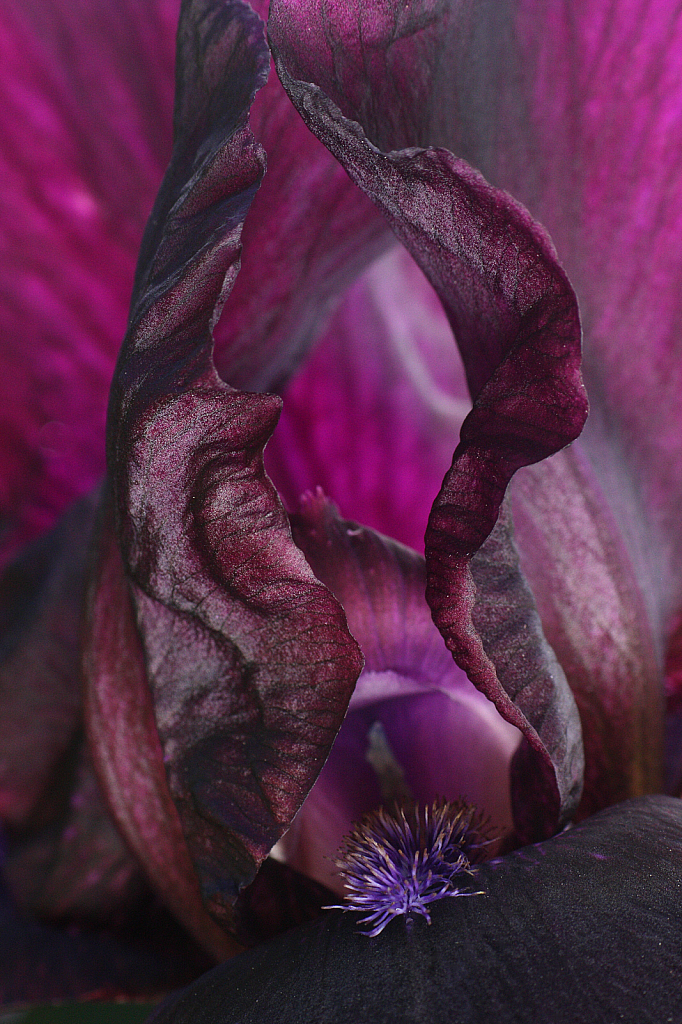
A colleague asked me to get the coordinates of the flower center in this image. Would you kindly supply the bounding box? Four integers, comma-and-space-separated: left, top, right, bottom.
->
330, 794, 487, 936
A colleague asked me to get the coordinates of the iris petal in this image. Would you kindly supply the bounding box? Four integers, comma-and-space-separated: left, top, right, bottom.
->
148, 796, 682, 1024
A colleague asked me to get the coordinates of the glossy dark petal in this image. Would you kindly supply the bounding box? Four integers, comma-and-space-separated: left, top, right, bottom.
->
269, 15, 586, 833
147, 796, 682, 1024
101, 0, 363, 932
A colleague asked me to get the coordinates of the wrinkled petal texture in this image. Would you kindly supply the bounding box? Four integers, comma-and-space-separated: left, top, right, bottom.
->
0, 0, 388, 566
270, 0, 587, 833
149, 796, 682, 1024
91, 0, 364, 938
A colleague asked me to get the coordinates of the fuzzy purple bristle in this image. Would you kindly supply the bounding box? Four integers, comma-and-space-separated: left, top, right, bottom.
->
330, 800, 487, 936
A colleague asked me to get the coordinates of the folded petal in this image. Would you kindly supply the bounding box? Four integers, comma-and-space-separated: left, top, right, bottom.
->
94, 0, 364, 938
148, 795, 682, 1024
270, 0, 587, 833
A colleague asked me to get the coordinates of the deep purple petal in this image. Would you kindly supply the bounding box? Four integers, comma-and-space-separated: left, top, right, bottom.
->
101, 0, 363, 932
148, 796, 682, 1024
0, 0, 178, 564
269, 2, 587, 834
281, 493, 520, 886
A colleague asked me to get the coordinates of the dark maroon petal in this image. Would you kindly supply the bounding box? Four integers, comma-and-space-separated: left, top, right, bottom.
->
83, 500, 238, 960
270, 3, 587, 833
0, 0, 178, 564
0, 493, 96, 829
0, 875, 211, 1010
103, 0, 363, 930
148, 796, 682, 1024
512, 447, 664, 816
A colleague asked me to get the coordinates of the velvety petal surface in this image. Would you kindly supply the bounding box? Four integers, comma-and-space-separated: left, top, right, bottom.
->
148, 795, 682, 1024
270, 1, 587, 834
92, 0, 364, 938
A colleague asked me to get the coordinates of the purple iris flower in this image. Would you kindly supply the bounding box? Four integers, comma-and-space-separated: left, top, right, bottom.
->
1, 0, 682, 1019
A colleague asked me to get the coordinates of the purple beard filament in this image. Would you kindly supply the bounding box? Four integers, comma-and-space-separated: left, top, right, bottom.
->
328, 800, 488, 936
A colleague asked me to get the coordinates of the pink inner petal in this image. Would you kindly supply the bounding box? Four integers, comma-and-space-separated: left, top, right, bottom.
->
266, 247, 470, 552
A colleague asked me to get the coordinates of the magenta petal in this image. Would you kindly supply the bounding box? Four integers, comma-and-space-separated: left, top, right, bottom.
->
213, 69, 389, 391
103, 0, 363, 928
266, 247, 470, 552
0, 0, 178, 563
504, 4, 682, 630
